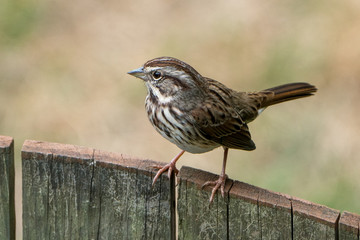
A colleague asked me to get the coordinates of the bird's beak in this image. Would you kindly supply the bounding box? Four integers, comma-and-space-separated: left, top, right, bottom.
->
128, 67, 146, 81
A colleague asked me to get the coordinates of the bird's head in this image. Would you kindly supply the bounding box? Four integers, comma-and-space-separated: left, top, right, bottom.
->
128, 57, 206, 104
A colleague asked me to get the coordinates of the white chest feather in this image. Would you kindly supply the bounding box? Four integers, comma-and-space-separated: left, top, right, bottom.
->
146, 83, 174, 104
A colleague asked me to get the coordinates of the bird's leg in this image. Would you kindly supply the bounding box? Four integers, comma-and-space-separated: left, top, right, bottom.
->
202, 147, 229, 204
152, 150, 185, 187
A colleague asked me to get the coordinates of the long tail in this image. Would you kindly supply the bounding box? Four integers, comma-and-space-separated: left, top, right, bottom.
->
260, 82, 317, 108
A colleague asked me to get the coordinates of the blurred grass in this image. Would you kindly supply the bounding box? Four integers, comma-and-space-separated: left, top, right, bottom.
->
1, 0, 360, 238
0, 0, 42, 46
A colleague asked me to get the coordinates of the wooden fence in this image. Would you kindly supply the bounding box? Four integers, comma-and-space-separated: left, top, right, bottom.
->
0, 136, 15, 240
0, 135, 360, 239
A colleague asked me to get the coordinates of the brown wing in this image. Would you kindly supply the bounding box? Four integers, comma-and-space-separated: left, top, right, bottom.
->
190, 78, 256, 151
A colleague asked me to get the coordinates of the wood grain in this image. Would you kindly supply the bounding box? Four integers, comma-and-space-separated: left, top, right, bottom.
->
228, 181, 292, 239
178, 165, 351, 240
291, 197, 340, 240
258, 189, 292, 239
177, 166, 232, 240
0, 136, 15, 240
228, 180, 260, 239
22, 140, 174, 240
339, 211, 360, 240
20, 139, 360, 239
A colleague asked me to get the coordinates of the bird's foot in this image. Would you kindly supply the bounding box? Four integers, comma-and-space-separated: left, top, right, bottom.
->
151, 150, 185, 187
152, 162, 179, 187
202, 174, 228, 205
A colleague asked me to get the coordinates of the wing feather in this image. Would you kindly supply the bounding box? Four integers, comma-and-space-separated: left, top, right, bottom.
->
190, 78, 256, 151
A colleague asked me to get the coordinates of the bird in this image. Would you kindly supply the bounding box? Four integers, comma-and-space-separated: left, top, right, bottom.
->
128, 56, 317, 204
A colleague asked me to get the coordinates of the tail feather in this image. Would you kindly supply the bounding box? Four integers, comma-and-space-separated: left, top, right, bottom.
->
261, 82, 317, 108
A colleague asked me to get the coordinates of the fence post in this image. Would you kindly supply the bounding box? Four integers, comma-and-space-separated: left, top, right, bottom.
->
0, 136, 15, 240
229, 181, 292, 239
22, 140, 174, 240
292, 197, 340, 239
177, 166, 232, 239
177, 165, 350, 240
339, 211, 360, 240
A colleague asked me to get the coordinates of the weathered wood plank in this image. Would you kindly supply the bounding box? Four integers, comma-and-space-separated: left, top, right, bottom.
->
178, 165, 350, 240
0, 136, 15, 240
228, 180, 260, 239
339, 211, 360, 240
22, 140, 94, 239
177, 166, 232, 240
22, 140, 174, 240
292, 197, 340, 240
93, 149, 174, 240
228, 180, 292, 239
258, 189, 292, 239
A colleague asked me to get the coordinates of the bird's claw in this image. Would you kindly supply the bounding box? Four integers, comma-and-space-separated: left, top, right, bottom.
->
202, 174, 228, 205
152, 163, 179, 187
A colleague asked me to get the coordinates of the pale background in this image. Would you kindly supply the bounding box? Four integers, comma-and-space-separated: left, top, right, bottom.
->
1, 0, 359, 238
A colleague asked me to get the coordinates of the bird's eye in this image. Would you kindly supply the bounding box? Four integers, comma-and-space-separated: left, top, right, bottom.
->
152, 70, 162, 80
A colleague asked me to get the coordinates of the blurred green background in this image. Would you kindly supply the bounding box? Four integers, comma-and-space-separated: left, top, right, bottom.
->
1, 0, 360, 238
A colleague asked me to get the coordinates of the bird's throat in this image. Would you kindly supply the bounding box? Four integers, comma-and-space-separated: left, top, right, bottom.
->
147, 83, 174, 104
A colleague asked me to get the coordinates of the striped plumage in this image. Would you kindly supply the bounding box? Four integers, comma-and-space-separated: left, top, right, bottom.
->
128, 56, 317, 204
